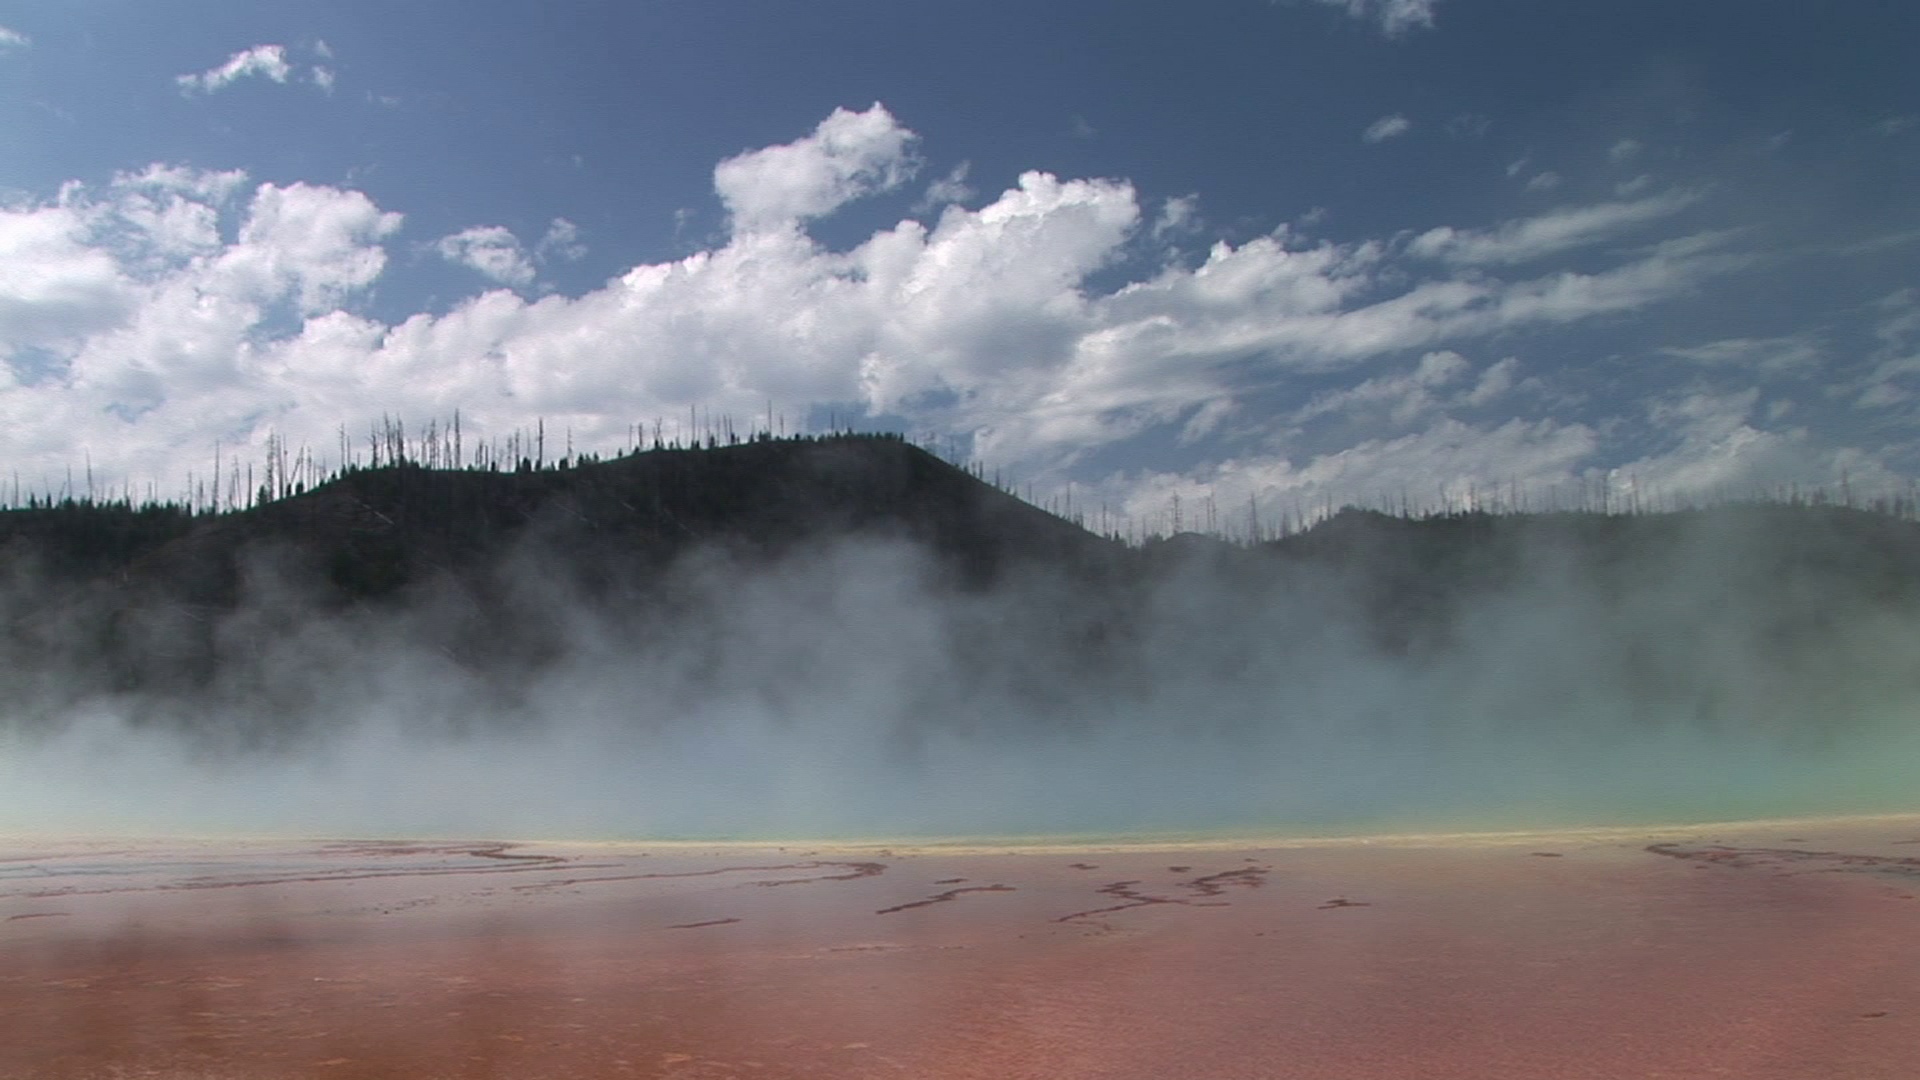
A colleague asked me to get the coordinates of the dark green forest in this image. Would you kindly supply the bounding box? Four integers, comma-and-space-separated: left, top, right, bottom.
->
6, 431, 1920, 758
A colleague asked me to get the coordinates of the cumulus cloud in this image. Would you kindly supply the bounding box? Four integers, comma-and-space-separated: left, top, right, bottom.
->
0, 107, 1864, 527
4, 170, 396, 430
438, 226, 535, 287
0, 205, 136, 355
1361, 114, 1411, 143
176, 45, 294, 94
713, 103, 920, 232
223, 183, 401, 312
0, 25, 29, 50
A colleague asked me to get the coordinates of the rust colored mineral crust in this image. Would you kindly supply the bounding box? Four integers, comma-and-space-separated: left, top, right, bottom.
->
5, 818, 1920, 1079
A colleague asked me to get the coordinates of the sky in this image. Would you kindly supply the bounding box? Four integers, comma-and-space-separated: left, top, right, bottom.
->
0, 0, 1916, 531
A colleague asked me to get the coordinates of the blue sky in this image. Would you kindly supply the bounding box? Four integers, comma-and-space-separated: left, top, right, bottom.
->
0, 0, 1916, 530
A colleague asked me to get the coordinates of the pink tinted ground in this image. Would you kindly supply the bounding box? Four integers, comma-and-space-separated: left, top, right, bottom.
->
3, 818, 1919, 1079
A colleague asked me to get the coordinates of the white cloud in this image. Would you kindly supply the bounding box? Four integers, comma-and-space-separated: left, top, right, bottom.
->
1293, 349, 1467, 424
0, 25, 29, 50
1841, 227, 1920, 255
1615, 174, 1654, 197
176, 45, 293, 94
1104, 416, 1597, 535
0, 170, 402, 471
1305, 0, 1438, 36
1608, 139, 1643, 163
93, 166, 247, 270
175, 42, 334, 96
0, 205, 136, 354
437, 226, 535, 288
222, 183, 401, 312
117, 163, 251, 205
1151, 195, 1202, 242
1102, 379, 1892, 533
1663, 335, 1823, 376
1618, 389, 1898, 500
713, 103, 919, 233
1466, 356, 1519, 406
914, 163, 975, 213
1844, 291, 1920, 408
1408, 192, 1696, 265
1445, 113, 1490, 140
1290, 351, 1519, 429
1524, 170, 1562, 192
536, 218, 586, 263
0, 110, 1810, 520
1362, 114, 1412, 144
1873, 289, 1920, 350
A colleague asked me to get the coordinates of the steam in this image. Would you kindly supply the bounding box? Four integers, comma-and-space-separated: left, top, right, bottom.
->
3, 511, 1919, 840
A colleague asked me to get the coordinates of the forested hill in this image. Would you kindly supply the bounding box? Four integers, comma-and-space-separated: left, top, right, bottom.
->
4, 435, 1920, 744
6, 434, 1920, 624
1251, 503, 1920, 656
0, 434, 1117, 607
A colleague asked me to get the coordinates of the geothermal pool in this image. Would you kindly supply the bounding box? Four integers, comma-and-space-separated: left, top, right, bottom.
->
5, 818, 1920, 1079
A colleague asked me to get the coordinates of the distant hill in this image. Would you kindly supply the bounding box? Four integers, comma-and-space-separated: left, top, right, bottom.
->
4, 434, 1113, 603
1258, 504, 1920, 649
5, 437, 1920, 749
0, 435, 1125, 700
2, 434, 1111, 597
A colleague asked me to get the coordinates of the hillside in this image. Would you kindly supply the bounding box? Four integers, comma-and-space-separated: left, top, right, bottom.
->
1256, 504, 1920, 651
5, 439, 1920, 758
0, 435, 1126, 703
0, 434, 1113, 602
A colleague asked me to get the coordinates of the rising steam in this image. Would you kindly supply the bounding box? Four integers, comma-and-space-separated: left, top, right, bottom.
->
3, 507, 1918, 840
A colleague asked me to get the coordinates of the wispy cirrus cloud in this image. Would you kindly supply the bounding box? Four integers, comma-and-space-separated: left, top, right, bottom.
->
1408, 192, 1698, 265
1301, 0, 1439, 36
1663, 335, 1824, 376
0, 24, 29, 51
914, 163, 975, 213
535, 219, 585, 264
1362, 114, 1411, 144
